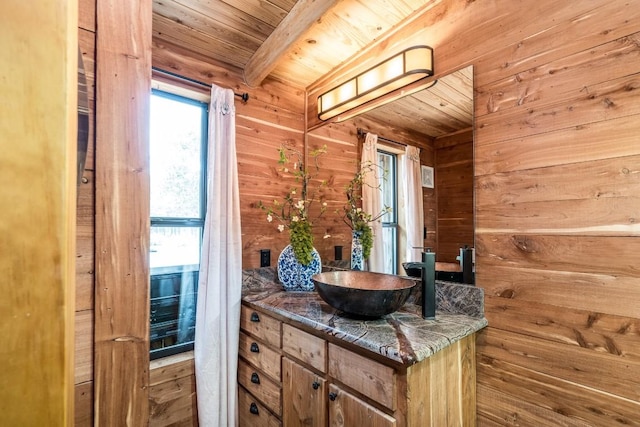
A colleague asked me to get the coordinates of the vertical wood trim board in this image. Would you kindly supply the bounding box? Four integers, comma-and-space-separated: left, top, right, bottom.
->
0, 0, 77, 425
95, 0, 152, 425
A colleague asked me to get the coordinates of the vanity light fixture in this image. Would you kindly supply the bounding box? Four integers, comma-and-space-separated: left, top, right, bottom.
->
317, 45, 434, 121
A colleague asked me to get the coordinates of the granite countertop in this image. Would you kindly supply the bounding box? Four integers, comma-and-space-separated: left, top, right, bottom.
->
242, 267, 488, 366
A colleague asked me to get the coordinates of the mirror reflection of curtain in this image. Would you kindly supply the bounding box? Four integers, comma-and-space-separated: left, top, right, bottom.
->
401, 145, 424, 264
361, 133, 384, 272
195, 84, 242, 426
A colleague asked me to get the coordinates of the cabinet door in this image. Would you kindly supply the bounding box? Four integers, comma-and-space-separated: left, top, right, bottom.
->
328, 384, 396, 427
283, 357, 327, 427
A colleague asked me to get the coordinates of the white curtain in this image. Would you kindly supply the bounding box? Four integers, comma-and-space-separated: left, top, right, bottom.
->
401, 145, 424, 263
195, 85, 242, 427
361, 133, 384, 272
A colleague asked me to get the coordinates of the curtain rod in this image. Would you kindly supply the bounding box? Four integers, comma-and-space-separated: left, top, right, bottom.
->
152, 67, 249, 103
357, 128, 406, 147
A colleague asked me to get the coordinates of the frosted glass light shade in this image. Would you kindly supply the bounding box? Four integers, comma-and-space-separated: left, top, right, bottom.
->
318, 46, 434, 121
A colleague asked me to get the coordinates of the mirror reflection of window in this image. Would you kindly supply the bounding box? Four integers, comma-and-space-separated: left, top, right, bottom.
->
378, 150, 397, 274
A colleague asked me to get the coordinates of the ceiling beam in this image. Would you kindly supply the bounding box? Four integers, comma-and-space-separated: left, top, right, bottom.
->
243, 0, 339, 87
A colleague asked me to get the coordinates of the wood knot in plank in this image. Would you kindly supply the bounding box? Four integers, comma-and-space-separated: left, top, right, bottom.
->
510, 235, 537, 253
113, 336, 144, 342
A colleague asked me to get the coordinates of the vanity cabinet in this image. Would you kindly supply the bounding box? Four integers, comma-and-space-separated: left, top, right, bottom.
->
282, 323, 398, 426
241, 303, 478, 427
238, 305, 283, 426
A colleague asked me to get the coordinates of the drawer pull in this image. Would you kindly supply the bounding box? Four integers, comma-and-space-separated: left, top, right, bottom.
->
251, 372, 260, 384
250, 312, 260, 322
329, 392, 338, 401
250, 342, 260, 353
249, 402, 259, 415
312, 381, 320, 390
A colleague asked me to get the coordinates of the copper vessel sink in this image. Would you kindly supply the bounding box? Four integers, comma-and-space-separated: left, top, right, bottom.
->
312, 271, 417, 318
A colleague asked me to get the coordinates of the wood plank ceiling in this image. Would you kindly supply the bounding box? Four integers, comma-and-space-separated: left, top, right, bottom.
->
152, 0, 472, 138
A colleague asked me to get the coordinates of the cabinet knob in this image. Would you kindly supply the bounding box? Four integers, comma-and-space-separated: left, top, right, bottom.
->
250, 342, 260, 353
329, 392, 338, 401
312, 381, 320, 390
251, 372, 260, 384
249, 402, 259, 415
250, 312, 260, 322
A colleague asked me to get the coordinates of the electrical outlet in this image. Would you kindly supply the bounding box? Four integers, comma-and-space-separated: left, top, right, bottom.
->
260, 249, 270, 267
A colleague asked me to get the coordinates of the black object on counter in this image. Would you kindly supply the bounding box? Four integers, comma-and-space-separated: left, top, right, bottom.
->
421, 249, 436, 320
460, 245, 474, 285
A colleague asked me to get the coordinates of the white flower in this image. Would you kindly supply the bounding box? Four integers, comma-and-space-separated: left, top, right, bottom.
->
291, 216, 299, 222
296, 200, 305, 210
291, 189, 296, 195
277, 224, 285, 232
266, 214, 273, 222
322, 202, 327, 207
283, 167, 289, 173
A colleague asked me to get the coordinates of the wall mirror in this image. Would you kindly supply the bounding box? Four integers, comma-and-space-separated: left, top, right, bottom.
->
311, 65, 474, 268
77, 47, 89, 189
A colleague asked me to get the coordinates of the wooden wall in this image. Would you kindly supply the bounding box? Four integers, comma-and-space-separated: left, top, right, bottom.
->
150, 32, 315, 425
75, 0, 96, 424
435, 129, 474, 263
305, 0, 640, 424
76, 0, 640, 425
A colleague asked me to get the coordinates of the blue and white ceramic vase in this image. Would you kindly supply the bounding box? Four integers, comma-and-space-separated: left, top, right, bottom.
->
277, 244, 322, 291
351, 230, 364, 271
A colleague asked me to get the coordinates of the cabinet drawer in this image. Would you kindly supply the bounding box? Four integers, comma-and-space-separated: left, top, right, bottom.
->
238, 386, 281, 427
240, 305, 281, 348
238, 359, 282, 416
239, 332, 281, 382
328, 343, 396, 411
282, 324, 326, 373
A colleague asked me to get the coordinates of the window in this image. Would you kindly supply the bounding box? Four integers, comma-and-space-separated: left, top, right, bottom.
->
149, 88, 208, 359
378, 150, 398, 274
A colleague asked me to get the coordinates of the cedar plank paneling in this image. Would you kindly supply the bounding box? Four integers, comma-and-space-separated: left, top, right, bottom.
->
477, 264, 640, 319
435, 132, 473, 262
476, 73, 640, 146
304, 0, 640, 424
476, 32, 640, 116
478, 328, 640, 401
94, 0, 152, 425
149, 375, 197, 426
79, 0, 96, 32
76, 169, 94, 311
476, 383, 593, 427
85, 1, 640, 425
75, 310, 93, 384
74, 381, 94, 426
483, 296, 640, 362
149, 353, 197, 426
477, 356, 640, 426
76, 3, 96, 426
476, 233, 640, 278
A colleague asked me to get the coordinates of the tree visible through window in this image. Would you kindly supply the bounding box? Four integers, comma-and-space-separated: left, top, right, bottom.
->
149, 89, 208, 359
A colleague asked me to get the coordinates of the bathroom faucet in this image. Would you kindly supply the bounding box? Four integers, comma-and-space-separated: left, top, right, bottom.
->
458, 245, 474, 285
408, 247, 436, 320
